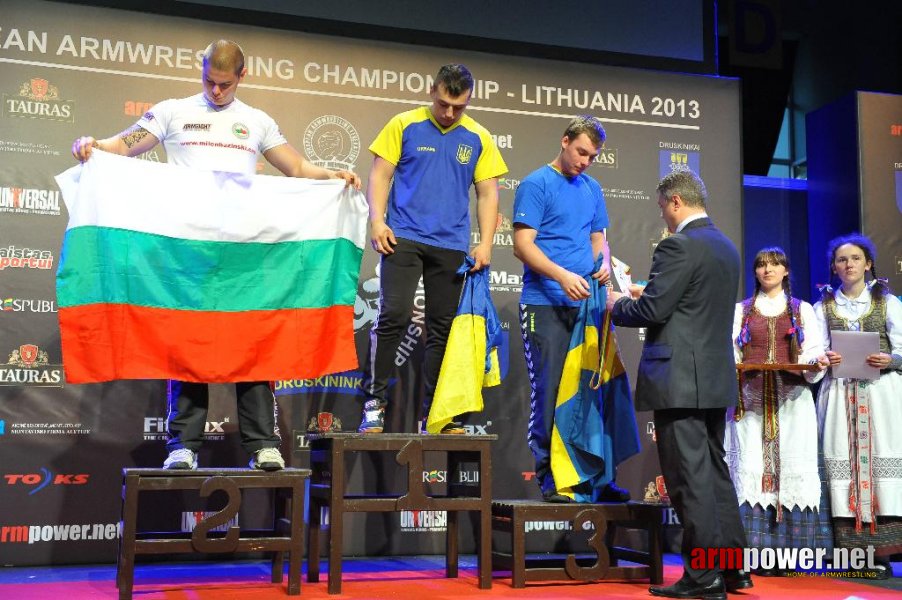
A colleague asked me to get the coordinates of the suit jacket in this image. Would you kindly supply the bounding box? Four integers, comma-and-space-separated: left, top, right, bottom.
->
611, 217, 739, 412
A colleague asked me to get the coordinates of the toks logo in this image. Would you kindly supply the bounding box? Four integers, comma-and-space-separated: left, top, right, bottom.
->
3, 78, 75, 122
5, 469, 89, 495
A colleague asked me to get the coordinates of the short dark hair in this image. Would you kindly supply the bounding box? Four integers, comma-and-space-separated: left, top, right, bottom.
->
563, 115, 606, 146
202, 40, 245, 75
433, 64, 474, 97
657, 170, 707, 208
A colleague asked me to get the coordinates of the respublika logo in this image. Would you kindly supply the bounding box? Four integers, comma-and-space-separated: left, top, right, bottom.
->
497, 177, 521, 192
303, 115, 361, 171
0, 344, 63, 387
0, 187, 61, 216
1, 297, 58, 313
3, 78, 75, 123
4, 469, 89, 495
0, 246, 53, 270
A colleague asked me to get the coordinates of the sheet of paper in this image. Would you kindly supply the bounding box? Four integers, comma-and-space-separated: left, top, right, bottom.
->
831, 330, 880, 380
610, 255, 633, 294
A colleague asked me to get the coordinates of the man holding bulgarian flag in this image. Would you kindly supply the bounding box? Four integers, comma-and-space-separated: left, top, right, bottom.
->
66, 39, 361, 472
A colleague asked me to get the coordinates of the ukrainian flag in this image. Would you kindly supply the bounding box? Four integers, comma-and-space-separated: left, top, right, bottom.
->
427, 257, 502, 434
550, 257, 640, 501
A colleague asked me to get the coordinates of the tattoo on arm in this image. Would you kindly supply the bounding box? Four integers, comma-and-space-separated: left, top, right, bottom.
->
119, 126, 150, 149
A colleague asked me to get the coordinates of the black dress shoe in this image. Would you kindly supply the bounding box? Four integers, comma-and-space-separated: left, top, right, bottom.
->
649, 575, 726, 600
723, 569, 754, 591
598, 481, 631, 502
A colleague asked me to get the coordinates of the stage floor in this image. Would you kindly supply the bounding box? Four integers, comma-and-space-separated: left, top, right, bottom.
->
0, 553, 898, 599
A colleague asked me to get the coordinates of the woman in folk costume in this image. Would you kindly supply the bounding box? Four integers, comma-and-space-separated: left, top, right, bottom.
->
815, 234, 902, 577
726, 247, 833, 572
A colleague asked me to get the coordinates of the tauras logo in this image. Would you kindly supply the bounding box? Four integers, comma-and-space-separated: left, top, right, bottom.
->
0, 187, 61, 215
0, 344, 63, 387
3, 78, 75, 123
593, 147, 618, 168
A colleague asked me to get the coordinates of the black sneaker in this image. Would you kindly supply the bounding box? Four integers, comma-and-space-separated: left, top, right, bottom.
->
357, 400, 386, 433
542, 489, 574, 503
598, 481, 631, 502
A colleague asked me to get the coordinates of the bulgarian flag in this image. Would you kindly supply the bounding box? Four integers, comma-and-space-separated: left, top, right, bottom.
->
54, 150, 367, 384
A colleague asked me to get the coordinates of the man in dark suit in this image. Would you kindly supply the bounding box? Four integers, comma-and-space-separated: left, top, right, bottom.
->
606, 170, 751, 600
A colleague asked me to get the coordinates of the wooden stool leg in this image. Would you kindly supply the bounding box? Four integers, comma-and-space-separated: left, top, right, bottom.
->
307, 498, 321, 583
287, 483, 304, 595
446, 510, 459, 578
648, 512, 664, 584
327, 442, 345, 595
477, 445, 492, 589
117, 473, 139, 600
511, 510, 526, 589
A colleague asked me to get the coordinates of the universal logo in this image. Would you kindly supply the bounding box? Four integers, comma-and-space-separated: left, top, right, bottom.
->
0, 187, 61, 216
3, 78, 75, 123
303, 115, 360, 171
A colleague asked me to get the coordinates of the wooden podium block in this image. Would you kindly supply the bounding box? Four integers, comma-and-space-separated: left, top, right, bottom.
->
305, 433, 496, 594
491, 499, 666, 588
116, 467, 310, 600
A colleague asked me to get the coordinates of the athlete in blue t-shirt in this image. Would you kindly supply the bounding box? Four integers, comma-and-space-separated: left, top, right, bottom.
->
358, 64, 508, 433
513, 115, 630, 503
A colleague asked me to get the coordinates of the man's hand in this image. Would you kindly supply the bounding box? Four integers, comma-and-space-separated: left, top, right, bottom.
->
814, 354, 831, 371
628, 283, 645, 299
333, 169, 362, 190
370, 221, 396, 254
606, 289, 624, 312
557, 270, 590, 301
72, 136, 98, 162
470, 242, 492, 271
591, 265, 611, 285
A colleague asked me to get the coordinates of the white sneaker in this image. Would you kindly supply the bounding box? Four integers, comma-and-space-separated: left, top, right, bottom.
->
163, 448, 197, 470
250, 447, 285, 471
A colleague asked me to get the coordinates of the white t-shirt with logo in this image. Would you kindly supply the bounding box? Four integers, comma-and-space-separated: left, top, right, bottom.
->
137, 93, 287, 175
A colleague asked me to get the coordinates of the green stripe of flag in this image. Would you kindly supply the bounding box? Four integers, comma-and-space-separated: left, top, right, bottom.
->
58, 226, 363, 311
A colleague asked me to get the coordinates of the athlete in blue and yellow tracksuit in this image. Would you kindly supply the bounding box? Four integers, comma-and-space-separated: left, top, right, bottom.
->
358, 64, 507, 433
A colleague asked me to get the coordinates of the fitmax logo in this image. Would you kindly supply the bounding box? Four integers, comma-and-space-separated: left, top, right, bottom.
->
143, 417, 227, 434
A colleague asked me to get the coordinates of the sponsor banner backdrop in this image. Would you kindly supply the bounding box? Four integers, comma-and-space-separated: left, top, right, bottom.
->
857, 92, 902, 292
0, 0, 741, 564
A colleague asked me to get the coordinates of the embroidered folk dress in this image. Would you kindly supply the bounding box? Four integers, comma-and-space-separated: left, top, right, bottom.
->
814, 285, 902, 554
725, 292, 830, 549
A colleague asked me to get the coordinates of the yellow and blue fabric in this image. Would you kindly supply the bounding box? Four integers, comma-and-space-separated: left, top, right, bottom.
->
550, 257, 641, 501
513, 164, 609, 307
369, 106, 507, 252
428, 257, 503, 433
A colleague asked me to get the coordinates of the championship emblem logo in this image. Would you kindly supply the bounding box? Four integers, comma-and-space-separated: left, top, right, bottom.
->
303, 115, 361, 171
232, 122, 249, 139
455, 144, 473, 165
